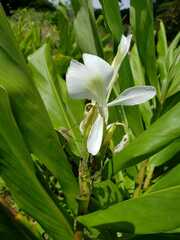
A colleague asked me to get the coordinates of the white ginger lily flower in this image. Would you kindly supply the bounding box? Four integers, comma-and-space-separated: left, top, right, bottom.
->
66, 35, 156, 155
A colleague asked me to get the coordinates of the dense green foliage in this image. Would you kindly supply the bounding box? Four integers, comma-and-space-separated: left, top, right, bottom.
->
0, 1, 179, 239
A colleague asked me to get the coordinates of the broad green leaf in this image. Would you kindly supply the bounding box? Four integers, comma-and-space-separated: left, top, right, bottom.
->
100, 0, 123, 42
28, 43, 82, 156
0, 7, 27, 69
73, 1, 103, 57
132, 233, 180, 240
113, 102, 180, 173
0, 7, 78, 213
148, 164, 180, 193
78, 185, 180, 234
130, 0, 157, 87
0, 86, 73, 240
29, 44, 68, 130
130, 44, 153, 127
149, 139, 180, 167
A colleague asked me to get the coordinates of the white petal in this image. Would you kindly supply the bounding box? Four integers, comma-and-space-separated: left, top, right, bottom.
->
108, 86, 156, 107
83, 53, 114, 89
107, 35, 132, 98
119, 35, 132, 58
87, 114, 104, 155
112, 34, 132, 71
66, 60, 94, 99
66, 59, 109, 106
114, 134, 129, 153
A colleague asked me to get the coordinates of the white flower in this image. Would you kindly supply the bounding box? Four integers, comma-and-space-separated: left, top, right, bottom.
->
66, 35, 156, 155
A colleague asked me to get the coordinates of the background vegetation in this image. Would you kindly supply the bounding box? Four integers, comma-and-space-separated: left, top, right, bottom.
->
0, 0, 179, 239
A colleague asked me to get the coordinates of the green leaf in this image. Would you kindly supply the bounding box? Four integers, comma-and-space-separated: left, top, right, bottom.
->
157, 31, 180, 102
149, 139, 180, 167
117, 59, 145, 137
130, 0, 157, 86
129, 44, 153, 127
166, 34, 180, 98
157, 21, 168, 59
100, 0, 123, 42
148, 164, 180, 193
167, 32, 180, 68
0, 7, 78, 213
28, 43, 83, 156
78, 185, 180, 234
73, 2, 103, 57
71, 0, 81, 14
0, 86, 73, 240
132, 233, 180, 240
113, 102, 180, 173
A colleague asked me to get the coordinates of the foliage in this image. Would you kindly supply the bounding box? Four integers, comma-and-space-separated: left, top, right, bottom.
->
0, 1, 180, 240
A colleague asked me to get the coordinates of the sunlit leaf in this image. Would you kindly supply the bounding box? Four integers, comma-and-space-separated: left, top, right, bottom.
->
0, 7, 78, 213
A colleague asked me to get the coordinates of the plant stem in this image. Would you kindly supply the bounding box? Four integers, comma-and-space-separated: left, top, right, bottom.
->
133, 160, 148, 198
74, 230, 83, 240
143, 165, 155, 190
74, 158, 91, 239
78, 158, 91, 215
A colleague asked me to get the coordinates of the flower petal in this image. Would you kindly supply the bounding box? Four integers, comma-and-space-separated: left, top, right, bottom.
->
114, 134, 129, 153
66, 60, 94, 100
108, 86, 156, 107
83, 53, 114, 89
66, 57, 111, 106
107, 35, 132, 99
87, 114, 104, 155
112, 34, 132, 72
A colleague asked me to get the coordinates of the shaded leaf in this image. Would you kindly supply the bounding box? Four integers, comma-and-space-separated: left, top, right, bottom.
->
130, 0, 157, 86
149, 139, 180, 167
148, 164, 180, 193
78, 185, 180, 234
100, 0, 123, 42
74, 2, 103, 57
0, 86, 73, 240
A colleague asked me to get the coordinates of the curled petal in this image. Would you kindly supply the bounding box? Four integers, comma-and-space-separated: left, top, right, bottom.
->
87, 114, 104, 155
114, 134, 129, 153
108, 86, 156, 107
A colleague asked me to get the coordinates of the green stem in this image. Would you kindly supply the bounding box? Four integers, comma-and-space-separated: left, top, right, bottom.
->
78, 158, 91, 215
133, 160, 148, 198
143, 165, 155, 190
